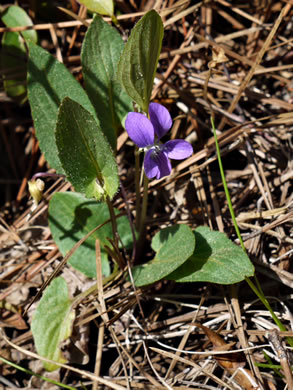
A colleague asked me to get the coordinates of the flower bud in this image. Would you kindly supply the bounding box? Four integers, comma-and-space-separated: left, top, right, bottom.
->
28, 179, 45, 205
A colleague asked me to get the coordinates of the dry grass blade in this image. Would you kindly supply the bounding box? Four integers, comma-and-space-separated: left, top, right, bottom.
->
218, 2, 292, 129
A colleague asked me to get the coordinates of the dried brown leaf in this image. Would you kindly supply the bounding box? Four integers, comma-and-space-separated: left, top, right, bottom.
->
195, 322, 260, 390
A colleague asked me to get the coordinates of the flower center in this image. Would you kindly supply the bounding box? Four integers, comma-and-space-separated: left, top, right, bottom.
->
150, 145, 161, 160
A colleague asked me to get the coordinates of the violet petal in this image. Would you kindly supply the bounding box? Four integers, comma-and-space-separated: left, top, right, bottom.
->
163, 140, 193, 160
144, 148, 172, 179
149, 103, 172, 140
125, 112, 154, 148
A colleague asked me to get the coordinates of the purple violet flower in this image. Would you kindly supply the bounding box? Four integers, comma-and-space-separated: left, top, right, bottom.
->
125, 103, 193, 179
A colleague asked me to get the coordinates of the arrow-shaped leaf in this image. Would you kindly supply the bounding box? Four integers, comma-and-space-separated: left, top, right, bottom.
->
31, 277, 75, 371
55, 97, 119, 200
81, 15, 133, 150
27, 42, 97, 173
117, 10, 163, 113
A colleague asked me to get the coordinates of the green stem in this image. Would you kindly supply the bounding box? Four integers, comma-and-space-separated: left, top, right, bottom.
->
106, 196, 118, 245
210, 117, 245, 251
139, 173, 149, 239
246, 276, 286, 331
111, 14, 119, 26
135, 147, 141, 231
0, 356, 75, 390
210, 116, 293, 345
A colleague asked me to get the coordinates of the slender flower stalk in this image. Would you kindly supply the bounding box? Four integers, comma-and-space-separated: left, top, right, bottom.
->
135, 147, 141, 231
139, 174, 149, 238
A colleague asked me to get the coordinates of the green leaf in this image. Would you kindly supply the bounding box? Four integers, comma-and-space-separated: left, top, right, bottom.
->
27, 42, 97, 174
78, 0, 114, 16
55, 97, 119, 200
1, 32, 27, 103
49, 192, 133, 278
31, 277, 75, 371
1, 5, 37, 42
81, 15, 132, 150
116, 10, 163, 113
1, 6, 37, 103
167, 226, 255, 284
132, 225, 195, 287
